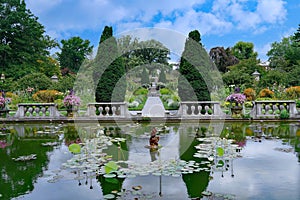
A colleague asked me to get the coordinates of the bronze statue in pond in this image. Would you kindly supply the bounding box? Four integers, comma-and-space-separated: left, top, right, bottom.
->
149, 127, 159, 149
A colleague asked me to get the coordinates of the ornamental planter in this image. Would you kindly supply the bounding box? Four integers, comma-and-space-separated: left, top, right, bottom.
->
231, 106, 243, 118
66, 107, 79, 117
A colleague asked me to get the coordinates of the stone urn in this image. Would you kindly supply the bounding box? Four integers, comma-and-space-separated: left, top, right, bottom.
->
66, 106, 79, 117
231, 106, 243, 118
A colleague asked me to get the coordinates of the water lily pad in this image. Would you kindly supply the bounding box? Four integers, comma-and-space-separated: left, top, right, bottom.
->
217, 147, 224, 157
132, 185, 142, 190
105, 161, 119, 174
217, 160, 224, 168
202, 191, 212, 196
117, 174, 127, 178
208, 156, 214, 161
103, 194, 115, 199
103, 173, 116, 178
68, 143, 81, 154
171, 173, 181, 177
47, 179, 58, 183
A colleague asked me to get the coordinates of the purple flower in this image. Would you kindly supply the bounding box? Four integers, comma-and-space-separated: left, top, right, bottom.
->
63, 94, 81, 107
226, 93, 246, 104
0, 96, 9, 107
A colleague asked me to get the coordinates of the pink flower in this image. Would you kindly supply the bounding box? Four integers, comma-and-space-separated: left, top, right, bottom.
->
63, 95, 81, 107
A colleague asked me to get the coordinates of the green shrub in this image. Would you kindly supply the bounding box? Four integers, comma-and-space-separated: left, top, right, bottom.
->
160, 88, 172, 95
244, 101, 253, 108
296, 99, 300, 108
280, 109, 289, 119
256, 97, 273, 101
207, 108, 213, 115
133, 87, 148, 95
274, 109, 281, 115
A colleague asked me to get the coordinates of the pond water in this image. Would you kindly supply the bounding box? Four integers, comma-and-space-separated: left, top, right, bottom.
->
0, 121, 299, 200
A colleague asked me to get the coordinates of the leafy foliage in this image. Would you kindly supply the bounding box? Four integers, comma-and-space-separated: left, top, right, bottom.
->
222, 58, 261, 88
57, 36, 93, 74
50, 75, 76, 92
0, 0, 57, 80
141, 67, 150, 85
15, 73, 52, 91
232, 41, 257, 60
158, 69, 167, 83
117, 35, 170, 73
209, 47, 239, 73
285, 86, 300, 99
280, 109, 290, 119
32, 90, 62, 103
95, 26, 127, 102
178, 30, 211, 101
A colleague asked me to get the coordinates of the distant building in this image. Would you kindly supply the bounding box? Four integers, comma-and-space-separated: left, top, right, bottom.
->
258, 61, 270, 70
168, 61, 180, 70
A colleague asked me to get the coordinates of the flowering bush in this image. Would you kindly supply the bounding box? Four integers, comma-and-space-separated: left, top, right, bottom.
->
0, 91, 11, 109
63, 90, 81, 108
243, 88, 256, 101
258, 88, 274, 98
33, 90, 63, 103
226, 93, 246, 104
0, 96, 6, 108
285, 86, 300, 99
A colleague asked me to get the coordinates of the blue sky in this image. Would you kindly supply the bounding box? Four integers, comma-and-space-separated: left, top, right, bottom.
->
25, 0, 300, 61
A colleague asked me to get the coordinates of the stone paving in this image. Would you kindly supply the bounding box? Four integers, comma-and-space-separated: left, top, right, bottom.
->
141, 85, 165, 117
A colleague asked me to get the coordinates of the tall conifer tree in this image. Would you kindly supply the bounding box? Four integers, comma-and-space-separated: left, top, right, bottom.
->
178, 30, 211, 101
94, 26, 126, 102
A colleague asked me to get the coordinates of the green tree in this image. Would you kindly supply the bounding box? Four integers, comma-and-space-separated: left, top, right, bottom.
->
222, 58, 261, 88
258, 70, 287, 88
117, 35, 141, 72
232, 41, 257, 60
141, 67, 150, 85
14, 72, 52, 91
286, 66, 300, 86
178, 30, 211, 101
158, 69, 166, 83
267, 36, 300, 72
51, 75, 76, 92
0, 0, 56, 80
209, 47, 239, 73
95, 26, 126, 102
117, 36, 170, 73
292, 24, 300, 45
57, 36, 93, 74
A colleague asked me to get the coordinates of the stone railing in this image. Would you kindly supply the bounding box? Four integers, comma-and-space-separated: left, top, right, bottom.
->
176, 101, 225, 119
250, 100, 299, 119
85, 102, 129, 118
14, 103, 61, 118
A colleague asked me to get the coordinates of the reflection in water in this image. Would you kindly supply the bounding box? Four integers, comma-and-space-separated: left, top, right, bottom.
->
0, 122, 299, 199
0, 123, 62, 200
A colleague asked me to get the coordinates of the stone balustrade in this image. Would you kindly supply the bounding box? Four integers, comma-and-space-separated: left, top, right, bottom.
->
177, 101, 225, 119
3, 100, 299, 120
85, 102, 129, 118
250, 100, 299, 119
14, 103, 61, 118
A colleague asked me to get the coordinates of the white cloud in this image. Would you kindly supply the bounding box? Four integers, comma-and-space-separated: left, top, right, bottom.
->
25, 0, 288, 38
211, 0, 287, 31
255, 43, 271, 61
257, 0, 286, 23
26, 0, 62, 14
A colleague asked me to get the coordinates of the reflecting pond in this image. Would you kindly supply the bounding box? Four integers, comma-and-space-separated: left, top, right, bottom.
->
0, 121, 299, 200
